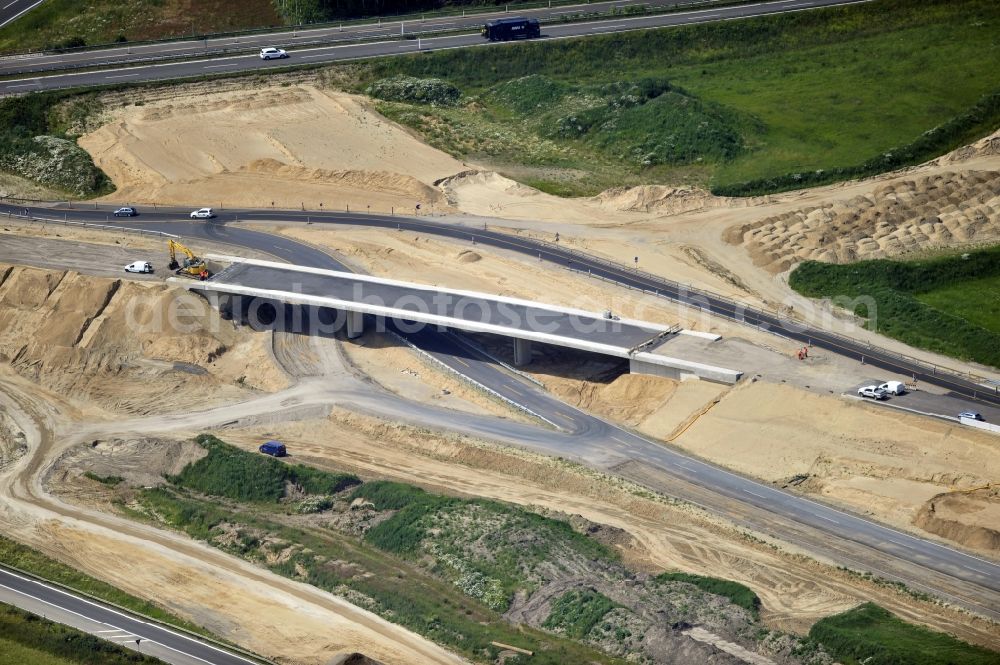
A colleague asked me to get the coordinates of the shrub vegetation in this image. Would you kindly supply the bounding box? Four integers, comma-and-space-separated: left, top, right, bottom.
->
0, 93, 112, 197
655, 572, 761, 616
169, 434, 360, 502
543, 588, 618, 639
808, 603, 1000, 665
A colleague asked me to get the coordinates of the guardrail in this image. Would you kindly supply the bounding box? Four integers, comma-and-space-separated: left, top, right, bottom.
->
3, 210, 178, 238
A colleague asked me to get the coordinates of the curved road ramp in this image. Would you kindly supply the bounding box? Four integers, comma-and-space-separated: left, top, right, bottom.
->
171, 255, 742, 384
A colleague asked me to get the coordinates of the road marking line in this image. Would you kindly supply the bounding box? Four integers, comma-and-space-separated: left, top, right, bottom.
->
104, 73, 137, 79
3, 1, 18, 9
816, 514, 840, 524
203, 63, 239, 68
6, 82, 37, 87
591, 23, 627, 29
745, 490, 767, 499
0, 0, 43, 29
453, 358, 469, 368
0, 570, 259, 664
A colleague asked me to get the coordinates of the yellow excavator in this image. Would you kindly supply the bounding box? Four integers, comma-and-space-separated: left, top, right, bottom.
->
167, 239, 210, 280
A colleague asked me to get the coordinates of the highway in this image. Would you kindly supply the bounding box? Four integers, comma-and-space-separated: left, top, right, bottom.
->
0, 0, 43, 29
0, 566, 261, 665
0, 0, 721, 75
3, 204, 999, 622
0, 0, 870, 94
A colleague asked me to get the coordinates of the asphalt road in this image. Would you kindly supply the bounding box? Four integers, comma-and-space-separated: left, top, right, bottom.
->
0, 0, 870, 94
849, 379, 1000, 423
0, 566, 261, 665
4, 205, 999, 621
0, 0, 43, 29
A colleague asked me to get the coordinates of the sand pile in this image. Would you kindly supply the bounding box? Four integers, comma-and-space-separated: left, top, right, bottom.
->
0, 264, 284, 413
913, 489, 1000, 552
80, 84, 465, 211
939, 128, 1000, 165
548, 373, 678, 426
725, 170, 1000, 272
590, 184, 754, 215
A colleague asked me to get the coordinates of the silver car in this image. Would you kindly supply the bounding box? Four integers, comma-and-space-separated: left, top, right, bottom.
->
190, 207, 215, 219
858, 385, 889, 400
260, 47, 288, 60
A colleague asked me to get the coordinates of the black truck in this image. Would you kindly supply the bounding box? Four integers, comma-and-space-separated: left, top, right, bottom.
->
481, 17, 541, 41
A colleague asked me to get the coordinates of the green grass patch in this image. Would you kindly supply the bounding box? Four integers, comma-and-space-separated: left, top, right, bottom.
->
915, 273, 1000, 335
655, 572, 761, 616
808, 603, 1000, 665
83, 471, 124, 486
0, 535, 210, 637
333, 0, 1000, 195
789, 245, 1000, 367
169, 434, 360, 502
543, 588, 618, 639
0, 602, 166, 665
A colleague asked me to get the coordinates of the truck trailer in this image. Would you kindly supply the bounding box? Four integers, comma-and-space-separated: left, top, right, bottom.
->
482, 17, 541, 41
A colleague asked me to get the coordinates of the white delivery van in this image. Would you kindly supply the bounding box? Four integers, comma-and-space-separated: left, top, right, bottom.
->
878, 380, 907, 396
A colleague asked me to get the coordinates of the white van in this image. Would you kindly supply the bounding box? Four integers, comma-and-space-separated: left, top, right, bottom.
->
124, 261, 153, 274
878, 380, 907, 396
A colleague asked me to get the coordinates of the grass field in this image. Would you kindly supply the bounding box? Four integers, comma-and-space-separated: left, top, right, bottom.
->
916, 274, 1000, 335
0, 602, 165, 665
808, 603, 1000, 665
789, 245, 1000, 367
339, 0, 1000, 195
0, 535, 210, 637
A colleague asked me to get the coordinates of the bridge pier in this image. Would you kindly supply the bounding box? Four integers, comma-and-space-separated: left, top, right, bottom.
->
513, 338, 532, 366
346, 309, 364, 339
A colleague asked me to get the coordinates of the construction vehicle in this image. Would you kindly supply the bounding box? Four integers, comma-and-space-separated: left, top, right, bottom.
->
167, 239, 210, 280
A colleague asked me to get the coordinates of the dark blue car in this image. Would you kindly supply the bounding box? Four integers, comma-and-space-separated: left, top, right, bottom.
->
259, 441, 287, 457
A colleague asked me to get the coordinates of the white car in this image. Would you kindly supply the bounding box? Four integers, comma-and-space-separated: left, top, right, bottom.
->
858, 385, 888, 400
260, 47, 288, 60
190, 207, 215, 219
878, 380, 907, 396
124, 261, 153, 274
